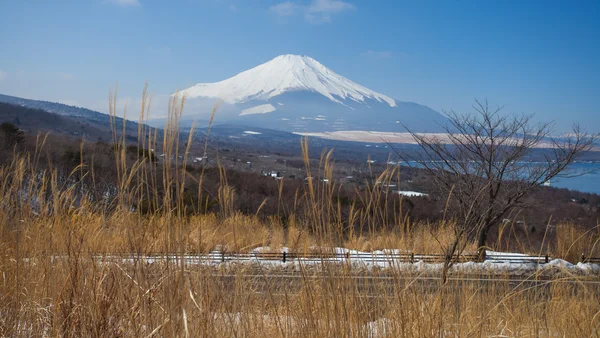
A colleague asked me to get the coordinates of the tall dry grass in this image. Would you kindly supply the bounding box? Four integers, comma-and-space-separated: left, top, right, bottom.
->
1, 86, 599, 337
554, 223, 600, 263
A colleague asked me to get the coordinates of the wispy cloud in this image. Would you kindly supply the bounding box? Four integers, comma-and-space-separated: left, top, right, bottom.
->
361, 50, 393, 60
57, 72, 75, 80
270, 0, 354, 23
0, 70, 6, 82
270, 1, 299, 17
104, 0, 140, 7
306, 0, 355, 23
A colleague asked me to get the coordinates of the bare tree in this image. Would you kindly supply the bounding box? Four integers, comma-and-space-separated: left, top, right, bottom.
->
400, 100, 597, 261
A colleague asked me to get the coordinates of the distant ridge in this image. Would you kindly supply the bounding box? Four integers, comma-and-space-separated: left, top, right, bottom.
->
0, 93, 149, 140
0, 93, 113, 122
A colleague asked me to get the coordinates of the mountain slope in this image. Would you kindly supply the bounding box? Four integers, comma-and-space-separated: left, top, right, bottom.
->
175, 54, 447, 133
0, 94, 149, 141
180, 54, 396, 107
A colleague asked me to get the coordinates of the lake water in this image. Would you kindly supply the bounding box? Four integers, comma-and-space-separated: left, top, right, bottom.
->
547, 162, 600, 195
399, 161, 600, 195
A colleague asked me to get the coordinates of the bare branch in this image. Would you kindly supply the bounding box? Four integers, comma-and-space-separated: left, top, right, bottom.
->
395, 101, 598, 261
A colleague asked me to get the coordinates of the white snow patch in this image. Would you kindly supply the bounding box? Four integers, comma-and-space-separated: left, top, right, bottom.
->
397, 191, 427, 197
296, 131, 449, 144
239, 103, 276, 116
177, 54, 397, 107
242, 130, 262, 135
298, 131, 562, 149
546, 258, 574, 268
576, 262, 600, 273
65, 247, 600, 276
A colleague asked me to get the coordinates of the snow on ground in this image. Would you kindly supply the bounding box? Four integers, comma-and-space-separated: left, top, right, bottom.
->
100, 247, 600, 276
178, 54, 397, 107
242, 130, 262, 135
397, 191, 428, 197
240, 103, 276, 116
296, 131, 564, 149
295, 131, 447, 144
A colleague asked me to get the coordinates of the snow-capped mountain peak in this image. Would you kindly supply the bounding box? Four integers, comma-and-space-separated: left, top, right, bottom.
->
179, 54, 397, 107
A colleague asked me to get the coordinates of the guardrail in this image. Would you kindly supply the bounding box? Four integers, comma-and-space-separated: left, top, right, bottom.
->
484, 254, 551, 264
98, 251, 561, 265
581, 254, 600, 264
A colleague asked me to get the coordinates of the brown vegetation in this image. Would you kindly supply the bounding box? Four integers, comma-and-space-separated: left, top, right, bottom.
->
1, 90, 599, 336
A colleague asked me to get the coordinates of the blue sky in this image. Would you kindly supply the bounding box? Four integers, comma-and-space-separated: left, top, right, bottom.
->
0, 0, 598, 131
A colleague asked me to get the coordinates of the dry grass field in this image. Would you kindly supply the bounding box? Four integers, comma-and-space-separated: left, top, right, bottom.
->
1, 91, 599, 337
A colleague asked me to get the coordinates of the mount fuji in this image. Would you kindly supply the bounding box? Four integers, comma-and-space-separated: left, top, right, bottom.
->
171, 55, 447, 133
